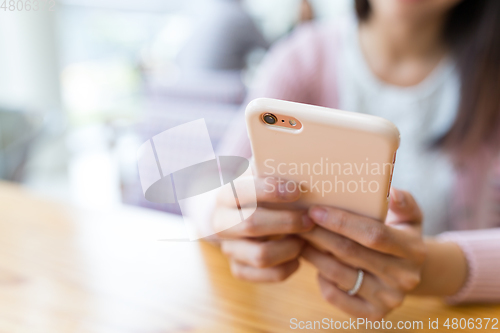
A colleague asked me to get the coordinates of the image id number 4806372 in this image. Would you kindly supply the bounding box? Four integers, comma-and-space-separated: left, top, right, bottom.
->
1, 0, 55, 11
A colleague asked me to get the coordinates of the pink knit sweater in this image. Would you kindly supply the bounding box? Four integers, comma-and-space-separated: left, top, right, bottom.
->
217, 22, 500, 303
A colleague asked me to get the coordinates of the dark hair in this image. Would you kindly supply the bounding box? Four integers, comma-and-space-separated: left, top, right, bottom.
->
355, 0, 500, 155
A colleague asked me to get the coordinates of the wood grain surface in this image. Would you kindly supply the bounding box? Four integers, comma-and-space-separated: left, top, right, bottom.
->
0, 181, 498, 332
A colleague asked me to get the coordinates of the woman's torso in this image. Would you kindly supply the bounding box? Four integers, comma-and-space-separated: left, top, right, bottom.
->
335, 17, 459, 235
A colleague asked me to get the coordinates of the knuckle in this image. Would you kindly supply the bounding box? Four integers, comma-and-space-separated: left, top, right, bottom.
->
322, 287, 338, 305
242, 211, 260, 236
366, 226, 388, 248
318, 276, 340, 305
324, 262, 349, 284
271, 266, 293, 282
281, 212, 301, 233
333, 210, 350, 231
220, 242, 232, 257
323, 264, 340, 281
399, 271, 421, 291
390, 293, 405, 309
379, 290, 405, 309
230, 263, 245, 280
253, 245, 272, 268
337, 239, 358, 257
379, 261, 392, 277
367, 310, 387, 322
272, 270, 289, 282
288, 239, 305, 258
263, 177, 290, 201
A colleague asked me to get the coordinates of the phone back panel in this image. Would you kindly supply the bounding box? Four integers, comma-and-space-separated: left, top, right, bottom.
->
245, 98, 400, 221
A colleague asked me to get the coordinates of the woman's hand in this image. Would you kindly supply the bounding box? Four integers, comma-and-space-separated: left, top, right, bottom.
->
300, 188, 426, 319
212, 176, 315, 282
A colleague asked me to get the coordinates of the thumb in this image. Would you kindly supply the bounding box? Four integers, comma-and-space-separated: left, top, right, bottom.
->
387, 188, 422, 226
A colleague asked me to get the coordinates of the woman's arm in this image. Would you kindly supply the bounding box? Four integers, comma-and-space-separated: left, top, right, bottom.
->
411, 239, 468, 297
434, 229, 500, 303
430, 148, 500, 303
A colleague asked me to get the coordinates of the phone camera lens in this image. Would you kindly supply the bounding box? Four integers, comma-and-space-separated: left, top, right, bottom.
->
263, 113, 277, 125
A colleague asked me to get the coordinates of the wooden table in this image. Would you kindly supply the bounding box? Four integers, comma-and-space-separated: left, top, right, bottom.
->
0, 182, 498, 332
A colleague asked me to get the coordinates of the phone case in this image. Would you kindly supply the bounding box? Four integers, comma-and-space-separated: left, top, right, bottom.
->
245, 98, 400, 221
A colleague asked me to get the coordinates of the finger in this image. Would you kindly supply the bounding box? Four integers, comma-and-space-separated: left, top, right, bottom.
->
217, 176, 301, 208
229, 258, 300, 283
302, 246, 369, 294
302, 246, 399, 310
308, 206, 412, 257
300, 227, 402, 282
317, 275, 385, 320
387, 188, 423, 226
221, 237, 305, 268
215, 207, 314, 238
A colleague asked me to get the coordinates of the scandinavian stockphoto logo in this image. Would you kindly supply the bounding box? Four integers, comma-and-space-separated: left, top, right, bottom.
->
137, 119, 257, 241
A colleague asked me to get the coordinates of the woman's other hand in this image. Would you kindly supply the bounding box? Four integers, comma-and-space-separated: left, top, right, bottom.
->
213, 176, 315, 282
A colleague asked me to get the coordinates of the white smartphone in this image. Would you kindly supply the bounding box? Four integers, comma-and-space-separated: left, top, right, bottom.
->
245, 98, 400, 221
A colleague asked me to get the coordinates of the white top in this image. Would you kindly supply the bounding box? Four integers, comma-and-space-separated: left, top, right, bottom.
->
336, 18, 460, 235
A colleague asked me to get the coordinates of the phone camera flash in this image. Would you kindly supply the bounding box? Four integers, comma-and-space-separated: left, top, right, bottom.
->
289, 119, 297, 126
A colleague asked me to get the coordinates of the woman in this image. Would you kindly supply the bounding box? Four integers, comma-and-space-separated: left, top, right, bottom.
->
204, 0, 500, 319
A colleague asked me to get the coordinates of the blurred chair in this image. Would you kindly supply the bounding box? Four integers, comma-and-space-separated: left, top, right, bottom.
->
176, 0, 268, 72
142, 0, 267, 105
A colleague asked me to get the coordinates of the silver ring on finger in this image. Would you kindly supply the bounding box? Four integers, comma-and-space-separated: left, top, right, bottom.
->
347, 269, 364, 296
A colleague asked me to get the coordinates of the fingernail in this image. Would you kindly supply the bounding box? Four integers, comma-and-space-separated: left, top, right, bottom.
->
302, 214, 315, 228
391, 188, 405, 206
278, 182, 287, 197
310, 207, 327, 223
278, 181, 298, 199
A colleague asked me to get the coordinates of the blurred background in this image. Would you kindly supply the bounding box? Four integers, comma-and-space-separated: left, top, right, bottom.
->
0, 0, 351, 214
